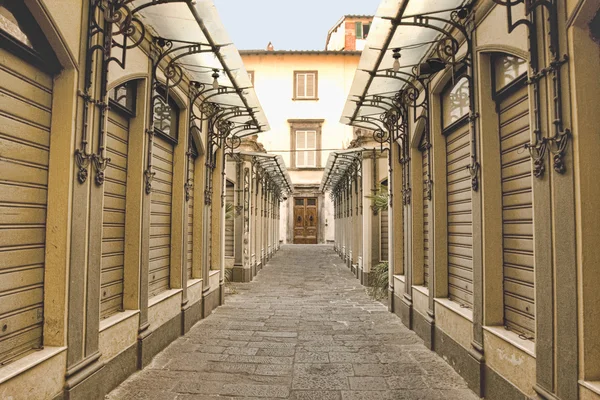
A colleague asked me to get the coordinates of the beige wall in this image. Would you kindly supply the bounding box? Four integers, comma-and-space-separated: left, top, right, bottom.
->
242, 52, 360, 242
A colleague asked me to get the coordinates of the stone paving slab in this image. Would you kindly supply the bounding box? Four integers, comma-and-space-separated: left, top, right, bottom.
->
107, 245, 478, 400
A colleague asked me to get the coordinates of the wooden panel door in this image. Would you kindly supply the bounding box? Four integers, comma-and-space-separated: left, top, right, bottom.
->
293, 198, 318, 244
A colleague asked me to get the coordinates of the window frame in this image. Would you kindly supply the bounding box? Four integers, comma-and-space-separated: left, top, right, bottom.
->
293, 70, 319, 100
247, 70, 254, 86
288, 119, 324, 169
491, 53, 528, 101
109, 80, 137, 117
441, 73, 470, 134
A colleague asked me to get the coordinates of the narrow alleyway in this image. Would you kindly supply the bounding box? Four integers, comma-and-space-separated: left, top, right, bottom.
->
107, 245, 477, 400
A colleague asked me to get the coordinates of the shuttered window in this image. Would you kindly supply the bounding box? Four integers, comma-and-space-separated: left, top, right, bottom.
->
380, 209, 389, 261
443, 77, 473, 308
149, 136, 174, 298
494, 54, 534, 338
100, 109, 130, 318
225, 181, 235, 257
0, 47, 52, 364
295, 130, 317, 167
294, 71, 317, 99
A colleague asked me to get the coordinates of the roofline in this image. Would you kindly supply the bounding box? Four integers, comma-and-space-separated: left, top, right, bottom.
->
239, 50, 362, 56
325, 15, 375, 50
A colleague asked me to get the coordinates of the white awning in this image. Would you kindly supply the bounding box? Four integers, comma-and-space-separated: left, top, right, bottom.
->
234, 151, 294, 195
131, 0, 269, 135
320, 148, 364, 193
341, 0, 466, 126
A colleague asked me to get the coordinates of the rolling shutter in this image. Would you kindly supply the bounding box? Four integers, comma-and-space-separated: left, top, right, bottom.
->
100, 110, 129, 318
380, 208, 389, 261
0, 48, 52, 364
498, 83, 535, 337
421, 146, 430, 287
225, 182, 234, 257
186, 152, 196, 279
149, 136, 173, 298
445, 122, 473, 307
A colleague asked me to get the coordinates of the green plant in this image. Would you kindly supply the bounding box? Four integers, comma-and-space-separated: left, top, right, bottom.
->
365, 184, 389, 212
367, 261, 389, 301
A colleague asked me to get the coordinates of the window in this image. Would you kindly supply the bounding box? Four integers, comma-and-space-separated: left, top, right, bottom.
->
109, 80, 136, 116
247, 70, 254, 86
355, 22, 370, 39
289, 119, 323, 169
442, 76, 470, 129
294, 71, 318, 100
492, 54, 527, 92
153, 85, 179, 141
296, 130, 317, 167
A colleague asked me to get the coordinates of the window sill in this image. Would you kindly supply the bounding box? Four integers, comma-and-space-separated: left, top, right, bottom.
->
0, 346, 67, 385
292, 97, 319, 101
483, 325, 535, 358
434, 297, 473, 322
393, 274, 405, 282
99, 309, 140, 332
187, 278, 202, 288
412, 285, 429, 297
579, 380, 600, 396
148, 288, 183, 308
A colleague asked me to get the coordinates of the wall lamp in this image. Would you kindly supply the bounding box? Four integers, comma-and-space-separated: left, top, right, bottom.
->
212, 69, 220, 90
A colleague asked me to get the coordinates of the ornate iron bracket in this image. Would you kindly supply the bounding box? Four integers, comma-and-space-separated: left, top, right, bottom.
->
492, 0, 571, 176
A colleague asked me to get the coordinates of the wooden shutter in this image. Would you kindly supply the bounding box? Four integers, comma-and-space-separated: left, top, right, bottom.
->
149, 136, 174, 298
186, 153, 196, 279
100, 110, 129, 318
445, 122, 473, 307
499, 83, 535, 337
0, 48, 52, 364
296, 131, 306, 167
380, 208, 389, 261
421, 146, 430, 287
306, 73, 315, 98
306, 131, 316, 167
225, 182, 235, 257
296, 73, 306, 98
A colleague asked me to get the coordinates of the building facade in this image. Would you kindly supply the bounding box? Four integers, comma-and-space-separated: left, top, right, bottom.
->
240, 49, 362, 244
0, 1, 286, 399
331, 0, 600, 399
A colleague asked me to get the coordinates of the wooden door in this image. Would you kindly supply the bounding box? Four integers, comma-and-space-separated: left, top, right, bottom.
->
293, 198, 318, 244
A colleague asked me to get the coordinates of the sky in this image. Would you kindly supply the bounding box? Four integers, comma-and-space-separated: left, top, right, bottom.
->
212, 0, 380, 50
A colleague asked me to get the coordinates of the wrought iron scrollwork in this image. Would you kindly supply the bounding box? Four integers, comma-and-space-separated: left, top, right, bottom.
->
492, 0, 571, 177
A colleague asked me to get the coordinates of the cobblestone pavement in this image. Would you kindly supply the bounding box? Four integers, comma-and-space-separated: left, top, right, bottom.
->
107, 245, 478, 400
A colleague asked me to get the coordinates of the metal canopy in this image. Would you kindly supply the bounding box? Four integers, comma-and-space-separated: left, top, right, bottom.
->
235, 151, 294, 195
320, 148, 364, 193
340, 0, 466, 126
132, 0, 269, 134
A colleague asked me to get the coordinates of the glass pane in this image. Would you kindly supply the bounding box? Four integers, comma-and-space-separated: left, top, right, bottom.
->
0, 5, 33, 49
442, 77, 470, 129
295, 198, 304, 206
307, 198, 316, 206
110, 81, 135, 112
494, 54, 527, 91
